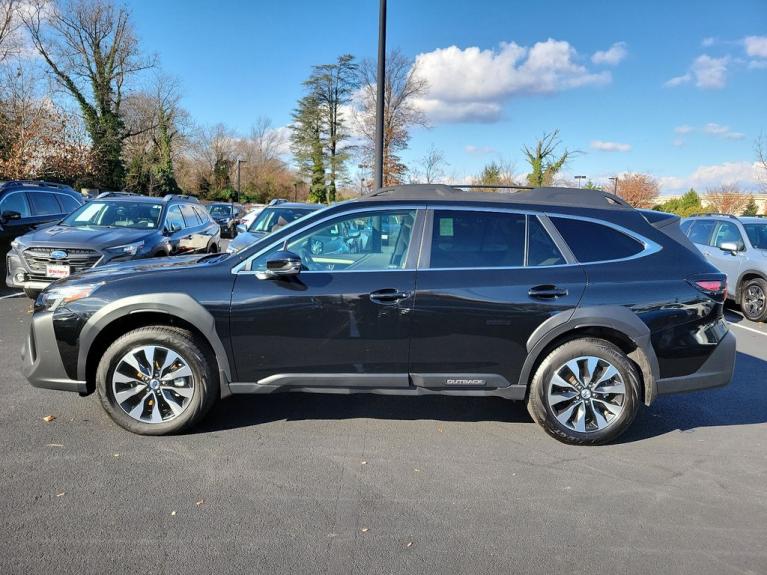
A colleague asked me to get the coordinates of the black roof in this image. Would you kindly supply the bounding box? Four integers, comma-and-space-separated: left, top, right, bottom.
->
263, 202, 322, 210
88, 194, 199, 205
362, 184, 632, 210
0, 180, 77, 193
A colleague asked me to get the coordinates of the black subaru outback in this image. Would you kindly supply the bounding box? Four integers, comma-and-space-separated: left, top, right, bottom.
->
21, 185, 735, 444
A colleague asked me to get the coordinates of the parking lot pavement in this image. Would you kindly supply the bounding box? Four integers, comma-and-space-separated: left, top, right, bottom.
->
0, 299, 765, 575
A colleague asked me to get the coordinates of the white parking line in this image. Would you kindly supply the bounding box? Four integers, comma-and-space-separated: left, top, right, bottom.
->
727, 320, 767, 337
0, 292, 24, 300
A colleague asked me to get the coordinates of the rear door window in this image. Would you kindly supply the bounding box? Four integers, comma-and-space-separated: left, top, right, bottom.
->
0, 192, 31, 217
687, 220, 717, 245
430, 210, 526, 268
527, 216, 565, 266
29, 191, 62, 216
57, 194, 82, 213
181, 204, 201, 227
551, 217, 644, 263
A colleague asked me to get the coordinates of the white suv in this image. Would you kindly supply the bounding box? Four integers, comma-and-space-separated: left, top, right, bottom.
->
682, 214, 767, 321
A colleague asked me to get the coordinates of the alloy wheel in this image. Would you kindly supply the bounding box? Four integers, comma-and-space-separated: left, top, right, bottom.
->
547, 355, 626, 433
743, 284, 766, 318
111, 345, 195, 424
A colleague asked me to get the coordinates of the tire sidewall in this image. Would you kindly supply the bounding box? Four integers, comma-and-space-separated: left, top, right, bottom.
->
96, 328, 214, 435
529, 339, 640, 445
741, 279, 767, 322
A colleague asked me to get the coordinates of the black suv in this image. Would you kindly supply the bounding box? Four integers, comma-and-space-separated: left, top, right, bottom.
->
207, 202, 246, 238
6, 194, 220, 298
1, 181, 85, 273
21, 185, 735, 444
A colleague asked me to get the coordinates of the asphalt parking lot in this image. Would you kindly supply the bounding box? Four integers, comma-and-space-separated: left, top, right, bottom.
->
0, 283, 766, 574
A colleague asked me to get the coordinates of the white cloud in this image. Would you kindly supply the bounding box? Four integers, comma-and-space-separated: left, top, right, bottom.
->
702, 37, 717, 47
590, 140, 631, 152
465, 145, 497, 155
674, 125, 694, 134
749, 59, 767, 69
666, 54, 729, 89
412, 39, 612, 124
702, 122, 745, 140
744, 35, 767, 58
658, 161, 762, 192
591, 42, 628, 65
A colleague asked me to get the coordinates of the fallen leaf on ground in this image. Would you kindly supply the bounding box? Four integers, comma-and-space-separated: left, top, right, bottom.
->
46, 443, 64, 448
171, 511, 176, 516
361, 528, 369, 533
195, 499, 204, 506
361, 461, 367, 465
113, 453, 120, 458
56, 492, 65, 497
406, 541, 413, 548
42, 415, 56, 422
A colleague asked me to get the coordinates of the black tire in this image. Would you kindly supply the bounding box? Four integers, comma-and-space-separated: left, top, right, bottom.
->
24, 288, 41, 299
96, 326, 219, 435
229, 224, 237, 239
208, 243, 218, 254
740, 278, 767, 322
527, 337, 640, 445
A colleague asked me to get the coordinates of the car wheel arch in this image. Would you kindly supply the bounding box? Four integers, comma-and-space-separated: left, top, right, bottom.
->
736, 270, 767, 302
520, 306, 659, 406
77, 294, 232, 397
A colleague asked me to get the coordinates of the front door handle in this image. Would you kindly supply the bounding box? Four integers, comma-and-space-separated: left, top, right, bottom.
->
528, 285, 569, 299
369, 288, 411, 304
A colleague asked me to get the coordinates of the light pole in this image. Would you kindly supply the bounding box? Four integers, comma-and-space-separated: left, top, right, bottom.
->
575, 175, 586, 188
608, 176, 618, 194
235, 159, 247, 203
374, 0, 386, 190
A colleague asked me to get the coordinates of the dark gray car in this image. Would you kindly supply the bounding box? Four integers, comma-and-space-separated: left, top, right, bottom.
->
227, 202, 322, 253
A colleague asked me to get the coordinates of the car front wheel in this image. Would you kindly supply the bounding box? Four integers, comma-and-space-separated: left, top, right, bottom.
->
96, 326, 219, 435
741, 278, 767, 322
527, 337, 640, 445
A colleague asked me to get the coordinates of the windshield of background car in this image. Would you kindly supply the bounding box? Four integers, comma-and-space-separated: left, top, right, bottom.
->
208, 204, 233, 217
744, 223, 767, 249
249, 207, 315, 233
61, 201, 163, 229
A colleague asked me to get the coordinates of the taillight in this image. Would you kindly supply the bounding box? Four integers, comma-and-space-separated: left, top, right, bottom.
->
689, 277, 727, 300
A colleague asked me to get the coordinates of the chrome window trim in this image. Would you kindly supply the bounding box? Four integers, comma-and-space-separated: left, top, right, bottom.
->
232, 203, 426, 275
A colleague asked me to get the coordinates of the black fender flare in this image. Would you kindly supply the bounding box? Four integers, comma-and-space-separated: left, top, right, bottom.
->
518, 305, 660, 406
76, 293, 232, 392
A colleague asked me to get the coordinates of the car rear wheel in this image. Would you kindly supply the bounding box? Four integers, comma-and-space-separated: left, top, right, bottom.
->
23, 288, 41, 299
741, 278, 767, 322
527, 338, 640, 445
96, 326, 219, 435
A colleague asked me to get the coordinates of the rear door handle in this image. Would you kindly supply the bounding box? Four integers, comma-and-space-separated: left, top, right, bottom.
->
528, 285, 569, 299
369, 288, 411, 304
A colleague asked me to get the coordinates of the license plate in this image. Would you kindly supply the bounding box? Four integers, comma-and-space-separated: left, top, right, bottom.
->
46, 264, 71, 279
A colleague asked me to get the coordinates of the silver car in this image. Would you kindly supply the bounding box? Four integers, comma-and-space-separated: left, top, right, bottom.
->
682, 214, 767, 321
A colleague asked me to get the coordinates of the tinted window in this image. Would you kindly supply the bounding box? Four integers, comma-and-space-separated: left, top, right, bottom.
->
527, 217, 565, 266
165, 205, 185, 231
181, 204, 201, 227
431, 210, 525, 268
0, 192, 31, 217
712, 221, 744, 248
193, 206, 211, 223
208, 204, 233, 217
744, 223, 767, 249
250, 207, 315, 232
62, 201, 163, 229
57, 194, 82, 213
680, 220, 693, 235
552, 217, 644, 263
687, 220, 717, 245
29, 191, 62, 215
253, 209, 416, 272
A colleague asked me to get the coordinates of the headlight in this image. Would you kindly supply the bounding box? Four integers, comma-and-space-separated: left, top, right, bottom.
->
226, 245, 238, 254
105, 241, 144, 256
38, 282, 104, 311
10, 239, 23, 251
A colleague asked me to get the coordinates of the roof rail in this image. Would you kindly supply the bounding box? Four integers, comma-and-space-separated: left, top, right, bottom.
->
95, 191, 142, 199
268, 198, 288, 205
0, 179, 74, 191
163, 194, 199, 203
689, 213, 739, 218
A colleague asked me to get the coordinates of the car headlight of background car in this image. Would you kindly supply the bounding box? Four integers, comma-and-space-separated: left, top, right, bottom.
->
105, 241, 144, 257
37, 282, 104, 311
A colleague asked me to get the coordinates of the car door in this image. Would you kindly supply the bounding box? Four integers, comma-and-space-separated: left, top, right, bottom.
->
707, 220, 746, 286
0, 192, 36, 243
408, 208, 587, 389
229, 206, 423, 385
163, 205, 189, 254
180, 204, 207, 252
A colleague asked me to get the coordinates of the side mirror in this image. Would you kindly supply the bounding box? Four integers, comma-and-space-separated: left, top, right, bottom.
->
236, 224, 247, 234
0, 210, 22, 223
256, 250, 302, 280
719, 241, 740, 253
164, 223, 181, 235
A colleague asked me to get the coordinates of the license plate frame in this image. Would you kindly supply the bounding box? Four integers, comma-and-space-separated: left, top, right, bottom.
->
46, 264, 71, 279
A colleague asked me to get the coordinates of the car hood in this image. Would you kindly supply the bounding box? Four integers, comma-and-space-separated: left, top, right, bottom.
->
17, 225, 155, 249
228, 230, 269, 252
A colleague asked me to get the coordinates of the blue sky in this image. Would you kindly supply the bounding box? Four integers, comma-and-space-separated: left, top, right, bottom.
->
127, 0, 767, 193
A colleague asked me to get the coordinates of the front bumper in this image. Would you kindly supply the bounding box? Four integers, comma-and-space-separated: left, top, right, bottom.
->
5, 252, 54, 291
21, 310, 87, 394
656, 330, 736, 395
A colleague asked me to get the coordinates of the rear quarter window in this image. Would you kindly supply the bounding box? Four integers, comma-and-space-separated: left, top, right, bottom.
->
551, 217, 644, 263
687, 220, 717, 245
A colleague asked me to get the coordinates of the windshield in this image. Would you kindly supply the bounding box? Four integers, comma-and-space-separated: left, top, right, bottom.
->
208, 204, 233, 217
250, 206, 315, 233
62, 201, 163, 229
744, 223, 767, 249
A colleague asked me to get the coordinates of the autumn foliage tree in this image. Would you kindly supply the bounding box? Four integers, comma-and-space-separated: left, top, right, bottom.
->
615, 173, 659, 208
705, 184, 750, 215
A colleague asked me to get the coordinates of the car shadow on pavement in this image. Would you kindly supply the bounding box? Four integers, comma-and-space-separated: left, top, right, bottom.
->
196, 351, 766, 441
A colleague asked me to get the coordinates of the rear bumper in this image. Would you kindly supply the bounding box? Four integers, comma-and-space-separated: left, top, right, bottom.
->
21, 311, 87, 393
656, 330, 736, 395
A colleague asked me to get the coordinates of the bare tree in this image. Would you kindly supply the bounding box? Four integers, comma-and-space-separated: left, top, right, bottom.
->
22, 0, 154, 189
705, 184, 750, 214
0, 0, 20, 62
413, 145, 448, 184
615, 173, 660, 208
355, 49, 428, 186
757, 132, 767, 192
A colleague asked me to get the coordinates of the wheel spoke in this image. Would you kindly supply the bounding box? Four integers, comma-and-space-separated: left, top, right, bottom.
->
115, 384, 148, 405
128, 396, 147, 420
584, 357, 599, 385
113, 371, 144, 386
555, 401, 580, 426
161, 364, 193, 381
592, 397, 622, 416
148, 394, 163, 423
121, 353, 149, 378
161, 384, 193, 398
594, 365, 619, 385
590, 400, 610, 428
573, 402, 587, 432
565, 360, 584, 385
161, 389, 184, 416
159, 350, 181, 376
549, 390, 578, 406
551, 373, 578, 391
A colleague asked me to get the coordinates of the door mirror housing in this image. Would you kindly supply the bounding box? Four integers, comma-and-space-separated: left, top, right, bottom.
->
236, 224, 247, 234
256, 250, 302, 280
0, 210, 22, 223
164, 222, 182, 235
719, 241, 740, 253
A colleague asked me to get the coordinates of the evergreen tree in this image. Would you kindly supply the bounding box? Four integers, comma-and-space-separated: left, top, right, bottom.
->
742, 195, 759, 216
291, 94, 326, 203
